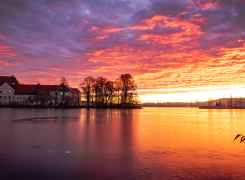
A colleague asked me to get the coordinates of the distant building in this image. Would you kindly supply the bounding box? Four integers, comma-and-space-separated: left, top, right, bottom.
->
0, 75, 81, 106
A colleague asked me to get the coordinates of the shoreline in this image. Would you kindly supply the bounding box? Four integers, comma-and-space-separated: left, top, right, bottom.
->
0, 105, 142, 109
199, 106, 244, 109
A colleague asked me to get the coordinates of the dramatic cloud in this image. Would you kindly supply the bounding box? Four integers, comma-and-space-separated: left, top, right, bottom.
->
1, 0, 245, 101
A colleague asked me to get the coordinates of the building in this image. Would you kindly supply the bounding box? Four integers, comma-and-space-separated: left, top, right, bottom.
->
0, 75, 81, 106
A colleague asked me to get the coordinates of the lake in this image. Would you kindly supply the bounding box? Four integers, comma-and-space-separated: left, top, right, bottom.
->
1, 107, 245, 180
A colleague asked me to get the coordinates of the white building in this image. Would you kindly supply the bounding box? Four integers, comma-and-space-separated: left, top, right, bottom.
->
0, 76, 81, 106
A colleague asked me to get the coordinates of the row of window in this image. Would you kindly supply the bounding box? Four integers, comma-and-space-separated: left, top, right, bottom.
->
0, 96, 31, 100
0, 96, 11, 99
0, 90, 11, 93
0, 101, 41, 105
50, 92, 68, 96
0, 96, 66, 100
0, 90, 67, 96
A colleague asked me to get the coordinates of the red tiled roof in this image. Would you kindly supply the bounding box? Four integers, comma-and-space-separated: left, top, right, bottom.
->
0, 76, 20, 86
41, 85, 70, 91
11, 84, 70, 95
11, 85, 38, 95
1, 76, 71, 95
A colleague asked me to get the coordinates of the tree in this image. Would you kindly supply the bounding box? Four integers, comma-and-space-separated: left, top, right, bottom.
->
38, 90, 49, 106
104, 80, 114, 106
114, 78, 122, 105
69, 91, 80, 107
60, 77, 69, 106
94, 76, 107, 107
119, 73, 137, 105
80, 76, 95, 107
33, 84, 49, 106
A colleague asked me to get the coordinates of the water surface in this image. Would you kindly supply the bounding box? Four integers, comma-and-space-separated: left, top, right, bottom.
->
1, 107, 245, 179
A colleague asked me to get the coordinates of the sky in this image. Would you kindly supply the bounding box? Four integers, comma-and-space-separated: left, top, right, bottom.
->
1, 0, 245, 102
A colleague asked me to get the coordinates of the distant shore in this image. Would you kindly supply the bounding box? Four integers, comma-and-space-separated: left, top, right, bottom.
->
199, 106, 244, 109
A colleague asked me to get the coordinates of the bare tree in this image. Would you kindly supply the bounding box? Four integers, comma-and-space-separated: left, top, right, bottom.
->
60, 77, 69, 106
94, 77, 107, 107
69, 92, 80, 107
119, 73, 137, 105
39, 90, 49, 106
114, 78, 122, 105
33, 83, 41, 106
80, 76, 95, 107
33, 84, 49, 106
104, 80, 114, 106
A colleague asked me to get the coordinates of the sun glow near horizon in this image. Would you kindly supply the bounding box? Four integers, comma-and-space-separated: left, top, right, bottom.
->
138, 85, 245, 103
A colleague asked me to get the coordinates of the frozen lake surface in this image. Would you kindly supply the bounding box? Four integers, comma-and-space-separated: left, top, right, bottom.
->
1, 107, 245, 179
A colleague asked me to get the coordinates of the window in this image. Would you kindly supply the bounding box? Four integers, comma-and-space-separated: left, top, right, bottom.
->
8, 96, 11, 99
38, 102, 40, 105
17, 96, 19, 99
23, 97, 25, 99
51, 92, 53, 95
55, 92, 58, 95
9, 90, 11, 93
65, 93, 68, 95
51, 97, 53, 100
33, 102, 36, 105
28, 97, 30, 100
0, 96, 1, 99
4, 96, 6, 99
0, 90, 2, 93
4, 90, 6, 93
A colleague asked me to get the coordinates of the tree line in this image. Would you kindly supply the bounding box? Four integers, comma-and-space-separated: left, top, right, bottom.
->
80, 73, 140, 107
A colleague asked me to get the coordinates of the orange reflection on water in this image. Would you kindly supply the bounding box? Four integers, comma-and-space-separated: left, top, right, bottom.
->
2, 108, 245, 179
131, 108, 245, 179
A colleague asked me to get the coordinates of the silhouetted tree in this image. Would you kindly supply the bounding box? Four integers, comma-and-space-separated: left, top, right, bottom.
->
119, 73, 137, 105
39, 90, 49, 106
114, 78, 122, 105
80, 73, 140, 108
104, 80, 114, 106
69, 91, 80, 106
80, 76, 95, 107
94, 76, 107, 107
33, 84, 49, 106
60, 77, 69, 105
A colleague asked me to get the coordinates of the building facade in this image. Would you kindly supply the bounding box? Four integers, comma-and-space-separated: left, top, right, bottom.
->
0, 76, 81, 106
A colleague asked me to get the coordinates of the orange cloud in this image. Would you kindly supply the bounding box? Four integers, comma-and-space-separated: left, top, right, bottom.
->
88, 26, 99, 31
83, 19, 89, 24
0, 44, 19, 57
102, 27, 125, 33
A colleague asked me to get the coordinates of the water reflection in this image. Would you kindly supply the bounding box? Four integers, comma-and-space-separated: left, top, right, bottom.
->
1, 108, 245, 179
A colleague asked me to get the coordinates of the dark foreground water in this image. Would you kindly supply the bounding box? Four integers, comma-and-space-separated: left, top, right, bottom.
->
1, 107, 245, 180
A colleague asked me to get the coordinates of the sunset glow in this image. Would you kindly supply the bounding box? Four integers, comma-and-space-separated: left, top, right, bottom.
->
1, 0, 245, 102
